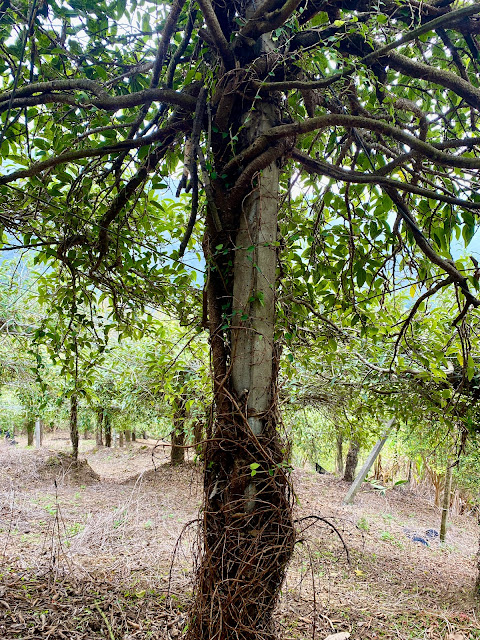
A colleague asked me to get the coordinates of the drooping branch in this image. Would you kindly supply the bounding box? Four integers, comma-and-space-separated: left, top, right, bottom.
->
178, 88, 207, 258
391, 275, 455, 365
384, 187, 480, 311
166, 8, 197, 88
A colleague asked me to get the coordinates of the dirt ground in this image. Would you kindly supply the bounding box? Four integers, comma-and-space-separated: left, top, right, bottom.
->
0, 433, 479, 639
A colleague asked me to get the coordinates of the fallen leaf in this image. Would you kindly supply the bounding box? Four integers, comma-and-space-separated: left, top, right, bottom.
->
323, 633, 351, 640
446, 634, 466, 640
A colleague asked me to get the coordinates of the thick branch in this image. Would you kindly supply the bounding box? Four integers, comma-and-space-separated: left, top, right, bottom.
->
226, 114, 480, 174
236, 0, 303, 45
0, 87, 197, 114
197, 0, 235, 69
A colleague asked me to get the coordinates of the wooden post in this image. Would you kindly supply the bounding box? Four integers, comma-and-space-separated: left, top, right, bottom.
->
344, 419, 396, 505
34, 418, 42, 448
440, 459, 453, 542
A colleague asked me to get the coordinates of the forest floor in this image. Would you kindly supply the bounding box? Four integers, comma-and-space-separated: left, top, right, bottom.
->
0, 433, 478, 640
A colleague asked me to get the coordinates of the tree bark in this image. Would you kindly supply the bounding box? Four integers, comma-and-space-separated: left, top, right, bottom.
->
132, 431, 136, 441
171, 426, 185, 465
343, 440, 360, 483
125, 429, 131, 443
95, 409, 103, 446
119, 430, 124, 447
26, 420, 34, 446
440, 459, 453, 543
193, 419, 203, 457
171, 394, 187, 465
104, 412, 112, 447
188, 24, 295, 640
335, 432, 344, 475
70, 394, 79, 461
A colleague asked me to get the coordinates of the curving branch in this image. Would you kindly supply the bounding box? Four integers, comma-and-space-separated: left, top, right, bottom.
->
262, 4, 480, 110
384, 187, 480, 311
0, 119, 191, 186
235, 0, 303, 46
197, 0, 235, 69
0, 86, 198, 114
225, 113, 480, 174
291, 149, 480, 210
391, 275, 455, 365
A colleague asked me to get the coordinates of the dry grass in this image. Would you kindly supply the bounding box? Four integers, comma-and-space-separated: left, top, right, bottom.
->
0, 433, 479, 639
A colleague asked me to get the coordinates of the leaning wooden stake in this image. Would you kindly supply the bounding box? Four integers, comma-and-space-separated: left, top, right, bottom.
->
343, 418, 396, 505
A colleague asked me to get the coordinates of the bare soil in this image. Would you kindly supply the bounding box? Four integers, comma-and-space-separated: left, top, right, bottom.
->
0, 433, 478, 639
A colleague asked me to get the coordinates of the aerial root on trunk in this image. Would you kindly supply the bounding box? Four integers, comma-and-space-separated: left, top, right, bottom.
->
186, 400, 296, 640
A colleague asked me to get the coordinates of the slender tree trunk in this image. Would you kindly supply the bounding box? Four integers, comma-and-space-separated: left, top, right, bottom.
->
119, 431, 124, 447
194, 420, 203, 457
343, 440, 360, 483
125, 429, 131, 443
171, 426, 185, 465
188, 25, 294, 639
70, 394, 79, 461
406, 459, 413, 487
440, 459, 453, 543
132, 431, 136, 442
335, 432, 344, 475
104, 412, 112, 448
26, 420, 34, 446
95, 409, 103, 446
171, 395, 187, 465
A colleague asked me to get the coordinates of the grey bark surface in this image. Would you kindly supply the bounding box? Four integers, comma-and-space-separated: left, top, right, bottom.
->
336, 432, 344, 475
96, 410, 103, 446
34, 418, 42, 449
343, 440, 360, 483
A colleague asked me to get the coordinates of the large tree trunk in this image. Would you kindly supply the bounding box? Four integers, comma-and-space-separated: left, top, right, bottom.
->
188, 25, 295, 640
343, 440, 360, 483
70, 394, 79, 461
440, 459, 453, 543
